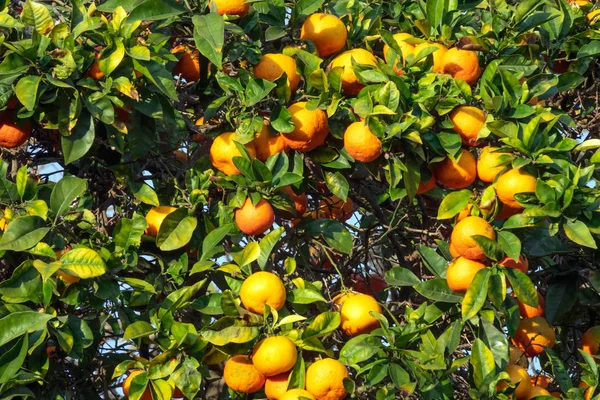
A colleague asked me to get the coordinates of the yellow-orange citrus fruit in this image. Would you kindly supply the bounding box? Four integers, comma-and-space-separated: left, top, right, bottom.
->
145, 206, 177, 237
383, 33, 415, 74
254, 123, 289, 161
496, 169, 537, 210
87, 60, 104, 80
496, 203, 523, 220
210, 0, 250, 17
588, 9, 600, 23
434, 149, 477, 189
450, 106, 486, 147
223, 355, 266, 393
282, 102, 329, 152
235, 198, 275, 236
343, 121, 382, 163
549, 391, 561, 398
517, 291, 545, 319
579, 382, 593, 400
306, 358, 349, 400
442, 48, 482, 85
457, 204, 473, 222
509, 345, 528, 368
417, 171, 437, 194
497, 365, 532, 400
123, 370, 152, 400
340, 293, 381, 336
172, 45, 201, 82
413, 42, 448, 73
280, 186, 308, 218
0, 112, 31, 149
0, 217, 6, 231
581, 326, 600, 358
210, 131, 257, 175
477, 147, 510, 183
514, 316, 556, 357
450, 216, 496, 261
330, 49, 378, 96
280, 389, 316, 400
56, 270, 80, 285
240, 271, 286, 314
300, 13, 347, 57
446, 256, 486, 293
254, 54, 300, 92
332, 291, 355, 309
265, 372, 291, 400
449, 241, 460, 258
316, 195, 354, 221
500, 255, 529, 274
253, 336, 298, 377
528, 386, 551, 398
531, 375, 552, 389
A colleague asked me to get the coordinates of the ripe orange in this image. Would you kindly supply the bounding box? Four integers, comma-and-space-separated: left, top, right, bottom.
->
300, 13, 348, 57
449, 241, 460, 258
496, 169, 537, 210
0, 217, 6, 231
517, 291, 545, 319
265, 372, 291, 400
579, 382, 593, 400
450, 106, 486, 147
496, 203, 523, 220
210, 0, 250, 17
315, 195, 354, 221
282, 102, 329, 152
235, 198, 275, 236
240, 271, 286, 314
280, 389, 316, 400
497, 365, 532, 400
413, 42, 448, 73
340, 293, 381, 335
442, 48, 482, 85
86, 58, 104, 80
477, 146, 510, 183
457, 204, 473, 222
171, 45, 201, 82
513, 316, 556, 357
0, 112, 31, 149
145, 206, 177, 237
446, 256, 486, 293
509, 345, 528, 368
210, 131, 257, 175
450, 216, 496, 261
55, 270, 80, 285
383, 33, 415, 74
499, 255, 529, 274
434, 149, 477, 189
343, 121, 382, 162
254, 54, 300, 92
223, 355, 266, 393
253, 336, 298, 377
306, 358, 349, 400
417, 171, 437, 194
280, 186, 308, 218
528, 386, 551, 398
581, 326, 600, 358
329, 49, 378, 96
123, 370, 152, 400
254, 123, 289, 161
531, 375, 552, 389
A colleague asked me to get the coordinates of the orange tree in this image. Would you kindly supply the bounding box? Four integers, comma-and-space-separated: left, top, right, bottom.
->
1, 0, 600, 399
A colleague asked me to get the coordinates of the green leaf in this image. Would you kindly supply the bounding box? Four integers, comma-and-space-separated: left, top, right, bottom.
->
50, 176, 87, 218
497, 231, 521, 262
22, 0, 54, 35
0, 311, 52, 347
546, 347, 573, 392
325, 171, 349, 201
123, 321, 157, 340
564, 220, 597, 249
59, 248, 107, 278
414, 279, 463, 303
417, 245, 448, 278
471, 338, 496, 388
295, 0, 326, 15
545, 276, 578, 324
304, 220, 352, 254
258, 227, 284, 269
0, 216, 49, 251
385, 267, 421, 287
288, 289, 326, 304
339, 334, 381, 365
62, 112, 95, 165
302, 312, 341, 339
480, 318, 509, 370
462, 268, 491, 320
114, 213, 148, 250
0, 334, 27, 384
437, 190, 471, 219
15, 166, 27, 200
231, 242, 261, 267
505, 268, 537, 308
245, 78, 277, 107
127, 0, 186, 21
192, 13, 224, 70
15, 75, 41, 111
157, 209, 197, 251
128, 180, 160, 206
202, 326, 259, 346
201, 224, 233, 260
98, 37, 125, 76
132, 60, 178, 100
472, 235, 503, 261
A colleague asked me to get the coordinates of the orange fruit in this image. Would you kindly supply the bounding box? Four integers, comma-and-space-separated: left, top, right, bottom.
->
497, 365, 532, 400
450, 216, 496, 261
210, 0, 250, 17
265, 372, 291, 400
434, 149, 477, 189
253, 336, 298, 377
254, 123, 289, 161
509, 345, 528, 368
549, 391, 561, 398
477, 146, 510, 183
300, 13, 347, 57
446, 256, 486, 293
450, 106, 486, 147
172, 45, 201, 82
442, 48, 482, 85
517, 291, 545, 319
496, 169, 537, 210
315, 195, 354, 221
496, 203, 523, 220
306, 358, 349, 400
457, 204, 473, 222
145, 206, 177, 237
383, 33, 415, 74
280, 186, 308, 218
413, 42, 448, 73
579, 382, 594, 400
235, 198, 275, 236
55, 270, 80, 285
0, 217, 6, 231
352, 273, 387, 295
417, 171, 437, 194
343, 121, 382, 162
340, 293, 381, 335
254, 54, 300, 92
240, 271, 286, 314
528, 386, 552, 398
86, 59, 104, 80
282, 102, 329, 152
123, 370, 152, 400
329, 49, 378, 96
531, 375, 552, 389
223, 355, 266, 393
449, 241, 460, 258
499, 255, 529, 274
0, 112, 31, 149
581, 326, 600, 358
210, 131, 257, 175
280, 389, 316, 400
513, 316, 556, 357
